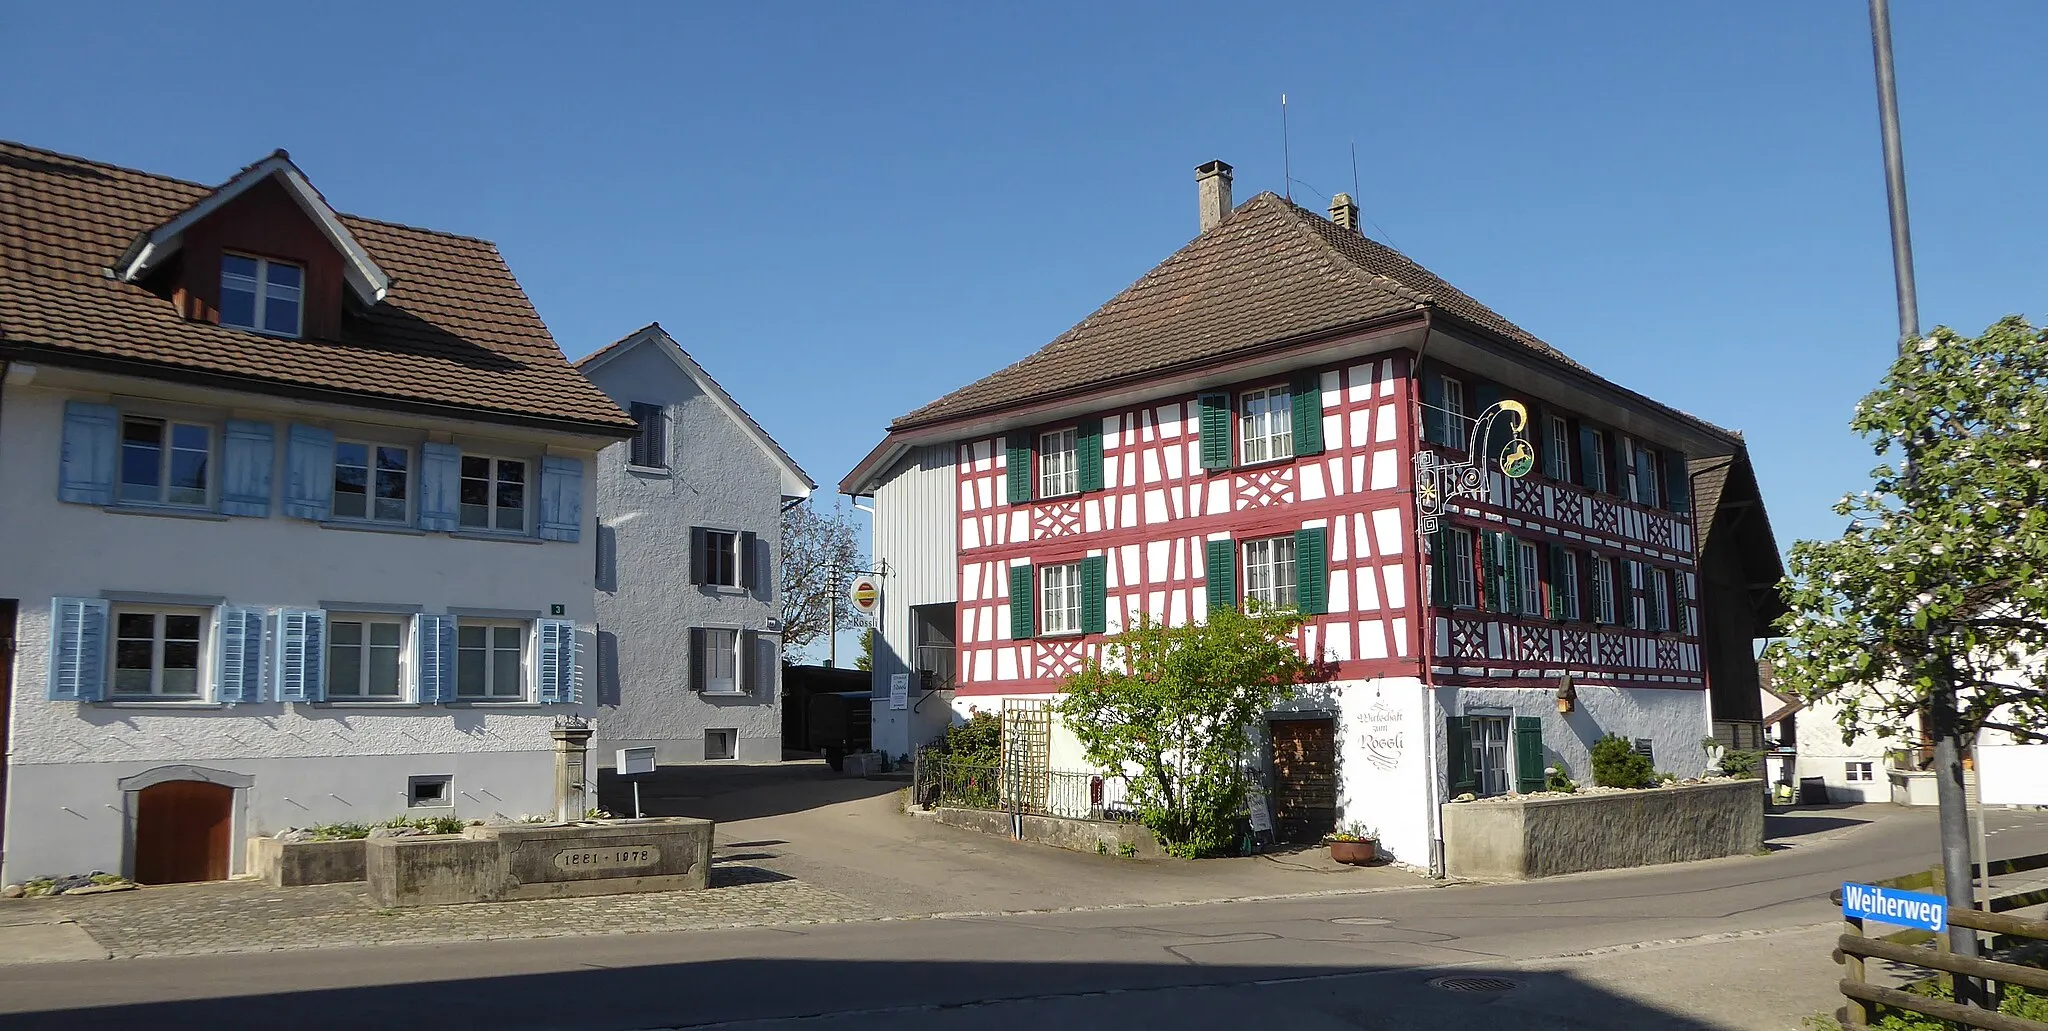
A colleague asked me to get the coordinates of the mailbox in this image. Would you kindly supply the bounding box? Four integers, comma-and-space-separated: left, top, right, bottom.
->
617, 746, 657, 776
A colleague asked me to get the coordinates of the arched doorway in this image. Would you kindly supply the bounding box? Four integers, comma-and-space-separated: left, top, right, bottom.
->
134, 780, 232, 883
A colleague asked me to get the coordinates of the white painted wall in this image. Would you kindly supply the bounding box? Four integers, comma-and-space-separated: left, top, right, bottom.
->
582, 337, 792, 766
868, 444, 959, 760
1434, 684, 1715, 787
1, 373, 606, 882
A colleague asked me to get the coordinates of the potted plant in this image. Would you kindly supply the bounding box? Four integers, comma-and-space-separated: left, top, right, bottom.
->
1323, 823, 1379, 865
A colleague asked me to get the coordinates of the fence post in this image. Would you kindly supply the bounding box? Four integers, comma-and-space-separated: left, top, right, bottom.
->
1842, 914, 1868, 1026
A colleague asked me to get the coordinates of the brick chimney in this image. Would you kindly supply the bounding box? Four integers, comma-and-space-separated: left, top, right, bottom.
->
1195, 160, 1233, 232
1328, 192, 1359, 232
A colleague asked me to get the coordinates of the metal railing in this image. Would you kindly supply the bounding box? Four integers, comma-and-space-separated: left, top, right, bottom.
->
916, 754, 1131, 821
914, 645, 957, 690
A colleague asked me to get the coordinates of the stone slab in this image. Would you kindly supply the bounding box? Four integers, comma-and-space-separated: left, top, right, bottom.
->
364, 835, 500, 908
249, 837, 367, 887
0, 919, 109, 964
366, 818, 713, 907
932, 806, 1162, 858
1442, 779, 1764, 880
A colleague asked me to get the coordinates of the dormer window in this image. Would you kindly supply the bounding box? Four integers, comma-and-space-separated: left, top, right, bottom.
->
220, 254, 303, 337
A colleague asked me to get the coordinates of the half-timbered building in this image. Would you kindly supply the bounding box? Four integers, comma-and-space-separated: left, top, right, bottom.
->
843, 161, 1782, 867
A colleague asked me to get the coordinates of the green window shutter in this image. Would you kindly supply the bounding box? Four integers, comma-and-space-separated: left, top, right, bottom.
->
1077, 419, 1105, 493
1198, 393, 1232, 469
1427, 525, 1448, 606
1290, 371, 1324, 457
1009, 564, 1035, 639
1548, 543, 1570, 621
1664, 451, 1690, 514
1474, 381, 1502, 417
1205, 537, 1236, 613
1481, 532, 1509, 613
1294, 527, 1328, 615
1514, 717, 1547, 792
1080, 555, 1107, 634
1447, 716, 1476, 795
1006, 435, 1034, 504
1502, 535, 1525, 615
1578, 426, 1602, 491
1618, 560, 1638, 628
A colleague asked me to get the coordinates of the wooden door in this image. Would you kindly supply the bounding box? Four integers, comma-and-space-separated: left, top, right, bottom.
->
134, 780, 232, 883
1269, 717, 1337, 844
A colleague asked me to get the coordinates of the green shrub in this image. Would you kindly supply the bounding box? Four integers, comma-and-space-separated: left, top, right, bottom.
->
1719, 750, 1764, 778
1590, 735, 1655, 788
1544, 764, 1578, 793
933, 712, 1002, 766
310, 822, 373, 841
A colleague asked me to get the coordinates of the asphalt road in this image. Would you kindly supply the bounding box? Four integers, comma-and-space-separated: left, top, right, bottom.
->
1, 803, 2042, 1031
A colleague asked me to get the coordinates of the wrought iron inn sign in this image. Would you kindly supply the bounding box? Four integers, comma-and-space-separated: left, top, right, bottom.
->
1415, 400, 1533, 535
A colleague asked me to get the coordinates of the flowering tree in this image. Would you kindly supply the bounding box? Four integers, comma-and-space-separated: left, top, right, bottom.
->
1770, 316, 2048, 748
1057, 607, 1316, 857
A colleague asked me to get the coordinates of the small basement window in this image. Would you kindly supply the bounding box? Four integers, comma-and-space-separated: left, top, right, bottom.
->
705, 729, 737, 761
408, 775, 452, 808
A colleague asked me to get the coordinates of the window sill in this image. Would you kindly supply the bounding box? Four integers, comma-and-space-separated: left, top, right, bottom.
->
321, 520, 427, 537
443, 700, 545, 707
625, 464, 672, 477
318, 701, 422, 709
701, 689, 749, 698
97, 699, 223, 709
703, 584, 749, 595
451, 531, 542, 546
1233, 453, 1298, 471
1037, 629, 1086, 639
103, 504, 228, 522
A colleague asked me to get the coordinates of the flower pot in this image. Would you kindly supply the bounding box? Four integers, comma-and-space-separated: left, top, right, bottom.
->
1328, 840, 1378, 865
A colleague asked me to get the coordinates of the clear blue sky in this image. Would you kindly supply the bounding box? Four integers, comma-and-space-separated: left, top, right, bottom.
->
7, 2, 2043, 661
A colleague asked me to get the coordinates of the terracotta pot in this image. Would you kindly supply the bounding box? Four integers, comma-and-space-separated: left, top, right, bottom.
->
1328, 840, 1378, 865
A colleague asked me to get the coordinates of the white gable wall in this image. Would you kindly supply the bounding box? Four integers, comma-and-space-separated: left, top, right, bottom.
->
583, 339, 789, 766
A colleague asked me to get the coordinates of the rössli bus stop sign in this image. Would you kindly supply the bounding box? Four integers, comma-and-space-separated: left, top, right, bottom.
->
848, 576, 880, 616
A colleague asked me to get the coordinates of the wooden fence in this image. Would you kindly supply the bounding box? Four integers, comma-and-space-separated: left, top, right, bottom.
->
1836, 850, 2048, 1029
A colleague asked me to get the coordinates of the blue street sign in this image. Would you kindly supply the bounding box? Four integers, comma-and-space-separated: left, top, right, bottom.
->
1841, 882, 1947, 932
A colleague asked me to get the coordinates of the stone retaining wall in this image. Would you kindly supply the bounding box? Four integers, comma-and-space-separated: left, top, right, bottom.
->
248, 837, 366, 887
1441, 780, 1764, 880
928, 807, 1161, 858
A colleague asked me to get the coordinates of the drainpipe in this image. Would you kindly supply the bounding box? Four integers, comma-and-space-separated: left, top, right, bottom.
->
1407, 309, 1448, 879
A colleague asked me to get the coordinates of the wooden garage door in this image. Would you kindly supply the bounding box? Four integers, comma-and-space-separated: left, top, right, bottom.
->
1270, 717, 1337, 843
134, 780, 232, 884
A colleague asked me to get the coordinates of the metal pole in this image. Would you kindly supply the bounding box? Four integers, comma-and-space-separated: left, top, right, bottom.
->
828, 570, 838, 668
1869, 0, 1978, 999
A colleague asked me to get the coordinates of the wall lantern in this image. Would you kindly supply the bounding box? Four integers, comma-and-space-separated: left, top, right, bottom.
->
1555, 676, 1578, 714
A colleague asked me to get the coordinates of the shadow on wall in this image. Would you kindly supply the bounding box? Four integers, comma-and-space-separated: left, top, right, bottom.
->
596, 630, 622, 707
0, 957, 1743, 1030
593, 761, 897, 824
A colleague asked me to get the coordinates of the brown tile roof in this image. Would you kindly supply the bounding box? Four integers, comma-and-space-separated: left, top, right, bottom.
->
0, 141, 634, 434
892, 192, 1590, 430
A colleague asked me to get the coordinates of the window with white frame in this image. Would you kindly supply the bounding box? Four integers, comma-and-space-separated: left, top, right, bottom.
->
1243, 536, 1299, 610
1545, 414, 1572, 481
111, 607, 206, 698
1040, 562, 1083, 634
1447, 527, 1477, 608
1585, 428, 1609, 493
1440, 375, 1468, 445
1648, 567, 1672, 632
219, 254, 303, 337
458, 455, 528, 532
333, 442, 410, 523
1238, 386, 1294, 464
703, 530, 741, 587
120, 417, 211, 507
702, 627, 739, 693
1039, 428, 1078, 498
327, 615, 407, 699
455, 621, 526, 700
1639, 445, 1662, 507
1845, 761, 1875, 783
1471, 715, 1511, 796
1516, 540, 1543, 616
1555, 549, 1582, 621
1591, 556, 1616, 624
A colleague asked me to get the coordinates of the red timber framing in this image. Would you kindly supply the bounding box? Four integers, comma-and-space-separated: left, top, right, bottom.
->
953, 355, 1420, 695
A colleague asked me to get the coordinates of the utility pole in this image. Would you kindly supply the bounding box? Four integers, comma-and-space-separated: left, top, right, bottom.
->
1868, 0, 1980, 1000
828, 569, 839, 669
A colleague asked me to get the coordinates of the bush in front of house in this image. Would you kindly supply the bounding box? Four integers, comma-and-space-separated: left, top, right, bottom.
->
1590, 735, 1656, 789
1718, 749, 1764, 778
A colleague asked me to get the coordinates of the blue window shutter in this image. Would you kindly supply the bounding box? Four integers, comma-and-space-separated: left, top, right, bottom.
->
537, 618, 578, 703
58, 401, 119, 505
417, 442, 460, 531
215, 606, 268, 703
282, 425, 336, 520
47, 597, 109, 701
538, 456, 583, 541
219, 420, 275, 517
416, 613, 456, 703
273, 608, 327, 702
